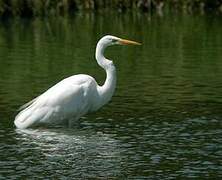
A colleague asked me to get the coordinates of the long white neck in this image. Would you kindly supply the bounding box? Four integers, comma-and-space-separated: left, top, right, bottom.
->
95, 41, 117, 108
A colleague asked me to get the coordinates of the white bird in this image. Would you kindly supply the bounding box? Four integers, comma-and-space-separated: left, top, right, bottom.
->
14, 35, 141, 129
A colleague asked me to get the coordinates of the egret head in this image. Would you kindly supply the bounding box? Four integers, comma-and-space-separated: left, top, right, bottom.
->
96, 35, 141, 68
99, 35, 141, 47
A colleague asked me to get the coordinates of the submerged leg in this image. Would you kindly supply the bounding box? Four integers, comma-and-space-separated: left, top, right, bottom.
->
68, 116, 81, 128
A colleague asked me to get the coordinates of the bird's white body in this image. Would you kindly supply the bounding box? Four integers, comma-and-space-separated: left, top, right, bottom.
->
14, 35, 140, 129
15, 74, 114, 129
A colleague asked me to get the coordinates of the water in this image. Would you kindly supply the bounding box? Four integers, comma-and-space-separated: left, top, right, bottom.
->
0, 12, 222, 178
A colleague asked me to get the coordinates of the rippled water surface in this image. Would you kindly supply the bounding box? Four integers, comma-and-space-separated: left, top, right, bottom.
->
0, 12, 222, 179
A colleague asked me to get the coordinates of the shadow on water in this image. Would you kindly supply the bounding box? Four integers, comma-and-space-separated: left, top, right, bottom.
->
4, 127, 122, 178
0, 115, 220, 179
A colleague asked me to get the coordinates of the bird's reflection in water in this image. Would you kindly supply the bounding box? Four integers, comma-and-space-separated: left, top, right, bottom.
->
15, 127, 123, 178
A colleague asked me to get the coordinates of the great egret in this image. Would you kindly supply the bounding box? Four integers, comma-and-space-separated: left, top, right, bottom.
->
14, 35, 141, 129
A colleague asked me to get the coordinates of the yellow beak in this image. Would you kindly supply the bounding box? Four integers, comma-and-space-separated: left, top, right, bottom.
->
119, 38, 141, 45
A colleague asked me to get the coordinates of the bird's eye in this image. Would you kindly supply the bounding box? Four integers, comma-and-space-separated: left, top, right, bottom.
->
111, 39, 118, 43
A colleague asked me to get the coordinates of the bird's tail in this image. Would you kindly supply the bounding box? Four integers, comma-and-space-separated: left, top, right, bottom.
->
14, 107, 48, 129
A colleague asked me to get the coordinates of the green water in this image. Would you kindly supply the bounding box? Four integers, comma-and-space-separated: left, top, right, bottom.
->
0, 12, 222, 178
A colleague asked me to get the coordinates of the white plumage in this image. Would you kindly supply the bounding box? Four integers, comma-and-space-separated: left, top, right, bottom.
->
14, 35, 141, 129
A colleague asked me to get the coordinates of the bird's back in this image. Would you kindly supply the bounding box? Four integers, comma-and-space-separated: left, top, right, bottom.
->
14, 74, 98, 129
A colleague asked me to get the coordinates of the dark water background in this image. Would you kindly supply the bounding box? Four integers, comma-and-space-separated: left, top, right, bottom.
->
0, 12, 222, 179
